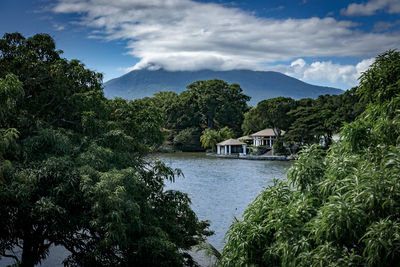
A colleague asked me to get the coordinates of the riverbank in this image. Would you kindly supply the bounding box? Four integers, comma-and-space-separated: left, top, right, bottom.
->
206, 152, 293, 161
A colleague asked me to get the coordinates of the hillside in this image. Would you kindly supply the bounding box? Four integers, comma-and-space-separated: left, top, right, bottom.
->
104, 69, 343, 105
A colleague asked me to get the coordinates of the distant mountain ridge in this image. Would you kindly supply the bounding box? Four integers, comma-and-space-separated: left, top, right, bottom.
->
104, 69, 344, 105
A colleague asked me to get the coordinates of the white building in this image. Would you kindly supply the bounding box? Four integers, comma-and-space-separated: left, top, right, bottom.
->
216, 139, 247, 155
250, 128, 285, 147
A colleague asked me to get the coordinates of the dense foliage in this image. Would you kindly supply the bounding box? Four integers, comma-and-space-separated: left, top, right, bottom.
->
150, 80, 250, 151
221, 50, 400, 266
0, 33, 211, 267
285, 89, 363, 146
242, 88, 363, 146
200, 127, 235, 152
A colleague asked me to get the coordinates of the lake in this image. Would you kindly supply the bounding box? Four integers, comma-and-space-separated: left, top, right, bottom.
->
1, 152, 291, 266
157, 152, 292, 251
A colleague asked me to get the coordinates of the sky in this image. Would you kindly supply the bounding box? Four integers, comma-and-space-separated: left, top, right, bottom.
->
1, 0, 400, 90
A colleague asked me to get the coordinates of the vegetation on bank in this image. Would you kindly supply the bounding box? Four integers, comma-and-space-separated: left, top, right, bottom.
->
220, 50, 400, 266
200, 127, 235, 152
139, 71, 362, 154
242, 89, 363, 149
0, 33, 212, 267
147, 80, 250, 152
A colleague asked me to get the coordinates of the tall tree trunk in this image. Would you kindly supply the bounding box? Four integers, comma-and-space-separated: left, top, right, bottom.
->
208, 114, 214, 129
272, 126, 281, 139
21, 236, 35, 267
20, 224, 40, 267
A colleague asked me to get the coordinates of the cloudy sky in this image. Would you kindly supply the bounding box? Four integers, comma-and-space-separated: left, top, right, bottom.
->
1, 0, 400, 89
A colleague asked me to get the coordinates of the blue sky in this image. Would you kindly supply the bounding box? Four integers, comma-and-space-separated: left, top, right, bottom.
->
1, 0, 400, 89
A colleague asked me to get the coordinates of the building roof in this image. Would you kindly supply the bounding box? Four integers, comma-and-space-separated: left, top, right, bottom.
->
238, 135, 253, 141
250, 128, 285, 137
217, 138, 246, 146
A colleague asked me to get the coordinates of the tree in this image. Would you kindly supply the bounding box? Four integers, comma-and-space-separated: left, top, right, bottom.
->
150, 91, 180, 127
200, 128, 220, 151
285, 104, 320, 144
241, 107, 265, 135
173, 127, 203, 152
155, 80, 249, 151
221, 50, 400, 266
0, 33, 211, 267
285, 92, 363, 147
200, 127, 235, 152
186, 79, 250, 134
357, 49, 400, 104
255, 97, 295, 138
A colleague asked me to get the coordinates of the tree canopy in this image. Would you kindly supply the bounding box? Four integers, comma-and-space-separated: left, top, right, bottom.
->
153, 79, 250, 151
241, 88, 363, 147
200, 127, 235, 152
255, 97, 295, 137
221, 50, 400, 266
186, 80, 250, 131
0, 33, 211, 267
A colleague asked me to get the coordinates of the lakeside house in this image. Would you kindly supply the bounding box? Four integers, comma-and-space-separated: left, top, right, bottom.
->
250, 128, 285, 147
216, 128, 285, 155
216, 139, 247, 155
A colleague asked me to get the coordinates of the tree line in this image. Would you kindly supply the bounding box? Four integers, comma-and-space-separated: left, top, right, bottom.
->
242, 89, 364, 152
141, 76, 362, 153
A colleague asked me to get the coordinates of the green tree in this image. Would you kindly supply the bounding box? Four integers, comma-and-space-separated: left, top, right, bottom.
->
200, 127, 235, 152
256, 97, 295, 138
157, 80, 249, 151
173, 127, 203, 152
0, 33, 211, 267
186, 79, 250, 134
357, 49, 400, 104
171, 90, 203, 130
200, 128, 220, 151
150, 91, 180, 127
241, 107, 265, 135
221, 50, 400, 266
285, 92, 363, 146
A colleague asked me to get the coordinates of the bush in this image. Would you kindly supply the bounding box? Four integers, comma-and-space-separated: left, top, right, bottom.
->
173, 127, 203, 151
272, 139, 288, 155
221, 50, 400, 266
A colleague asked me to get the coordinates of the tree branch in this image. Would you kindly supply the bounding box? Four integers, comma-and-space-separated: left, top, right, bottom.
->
61, 119, 80, 126
0, 252, 19, 262
48, 119, 80, 126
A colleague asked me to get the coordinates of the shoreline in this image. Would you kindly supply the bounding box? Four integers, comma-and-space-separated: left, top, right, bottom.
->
205, 152, 292, 161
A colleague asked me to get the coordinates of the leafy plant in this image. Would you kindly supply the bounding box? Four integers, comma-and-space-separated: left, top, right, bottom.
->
221, 50, 400, 266
0, 33, 212, 267
200, 127, 235, 151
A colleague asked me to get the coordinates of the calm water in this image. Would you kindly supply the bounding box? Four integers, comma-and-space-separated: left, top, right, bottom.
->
157, 152, 291, 251
1, 152, 290, 266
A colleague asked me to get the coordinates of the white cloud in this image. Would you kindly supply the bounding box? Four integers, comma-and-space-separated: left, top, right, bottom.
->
52, 0, 399, 72
52, 22, 66, 31
342, 0, 400, 16
373, 20, 400, 32
271, 58, 375, 87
